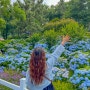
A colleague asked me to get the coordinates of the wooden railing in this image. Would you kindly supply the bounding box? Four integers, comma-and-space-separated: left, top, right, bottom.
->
0, 78, 28, 90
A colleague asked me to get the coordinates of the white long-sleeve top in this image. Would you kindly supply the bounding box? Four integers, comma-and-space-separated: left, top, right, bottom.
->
26, 44, 65, 90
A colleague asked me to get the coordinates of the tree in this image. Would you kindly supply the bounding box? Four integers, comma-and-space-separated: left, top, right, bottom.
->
0, 18, 6, 37
67, 0, 90, 27
55, 0, 65, 18
45, 0, 68, 21
12, 2, 26, 38
17, 0, 48, 36
0, 0, 12, 39
0, 0, 26, 39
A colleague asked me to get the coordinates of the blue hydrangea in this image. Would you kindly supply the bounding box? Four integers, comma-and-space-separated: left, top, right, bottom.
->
0, 57, 5, 63
70, 69, 90, 89
34, 43, 48, 49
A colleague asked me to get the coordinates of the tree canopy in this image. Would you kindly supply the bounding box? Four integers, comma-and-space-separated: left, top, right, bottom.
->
0, 0, 90, 39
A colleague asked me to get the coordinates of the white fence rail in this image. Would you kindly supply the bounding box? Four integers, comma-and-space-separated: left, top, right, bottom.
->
0, 78, 28, 90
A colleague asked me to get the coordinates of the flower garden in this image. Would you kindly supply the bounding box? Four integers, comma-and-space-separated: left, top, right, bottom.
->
0, 36, 90, 90
0, 19, 90, 90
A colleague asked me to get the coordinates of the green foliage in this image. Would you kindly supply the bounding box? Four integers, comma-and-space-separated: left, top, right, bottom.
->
44, 18, 76, 32
45, 0, 66, 21
26, 33, 41, 47
0, 61, 11, 68
0, 40, 11, 50
0, 0, 11, 19
44, 18, 87, 42
60, 20, 87, 42
13, 5, 26, 21
0, 85, 12, 90
0, 41, 7, 50
80, 66, 90, 70
69, 70, 74, 77
50, 18, 60, 22
0, 0, 26, 39
0, 41, 5, 50
68, 0, 90, 26
0, 0, 90, 39
0, 18, 6, 29
53, 80, 76, 90
43, 30, 58, 48
14, 0, 48, 38
86, 32, 90, 38
9, 19, 18, 27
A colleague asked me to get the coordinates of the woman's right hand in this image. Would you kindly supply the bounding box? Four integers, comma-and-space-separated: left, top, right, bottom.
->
61, 35, 70, 45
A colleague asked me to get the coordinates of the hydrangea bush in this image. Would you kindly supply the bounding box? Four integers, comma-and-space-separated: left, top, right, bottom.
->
0, 37, 90, 90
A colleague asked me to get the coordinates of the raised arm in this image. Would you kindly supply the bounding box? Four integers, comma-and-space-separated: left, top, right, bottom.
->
47, 35, 70, 68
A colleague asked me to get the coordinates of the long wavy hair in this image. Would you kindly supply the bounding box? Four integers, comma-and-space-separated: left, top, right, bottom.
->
29, 47, 46, 85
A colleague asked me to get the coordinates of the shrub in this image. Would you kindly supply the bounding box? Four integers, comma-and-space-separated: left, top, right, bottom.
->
53, 80, 76, 90
86, 32, 90, 38
0, 61, 11, 68
17, 39, 27, 46
43, 30, 58, 48
0, 40, 11, 52
60, 21, 87, 42
26, 33, 41, 47
44, 18, 76, 32
44, 18, 87, 42
0, 41, 5, 50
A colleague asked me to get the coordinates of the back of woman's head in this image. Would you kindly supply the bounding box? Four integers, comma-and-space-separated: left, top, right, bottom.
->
29, 48, 46, 85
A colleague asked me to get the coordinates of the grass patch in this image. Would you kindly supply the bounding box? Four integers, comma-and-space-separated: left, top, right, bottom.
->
0, 84, 12, 90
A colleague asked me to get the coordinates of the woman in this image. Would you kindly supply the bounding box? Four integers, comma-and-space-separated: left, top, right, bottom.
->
26, 35, 70, 90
